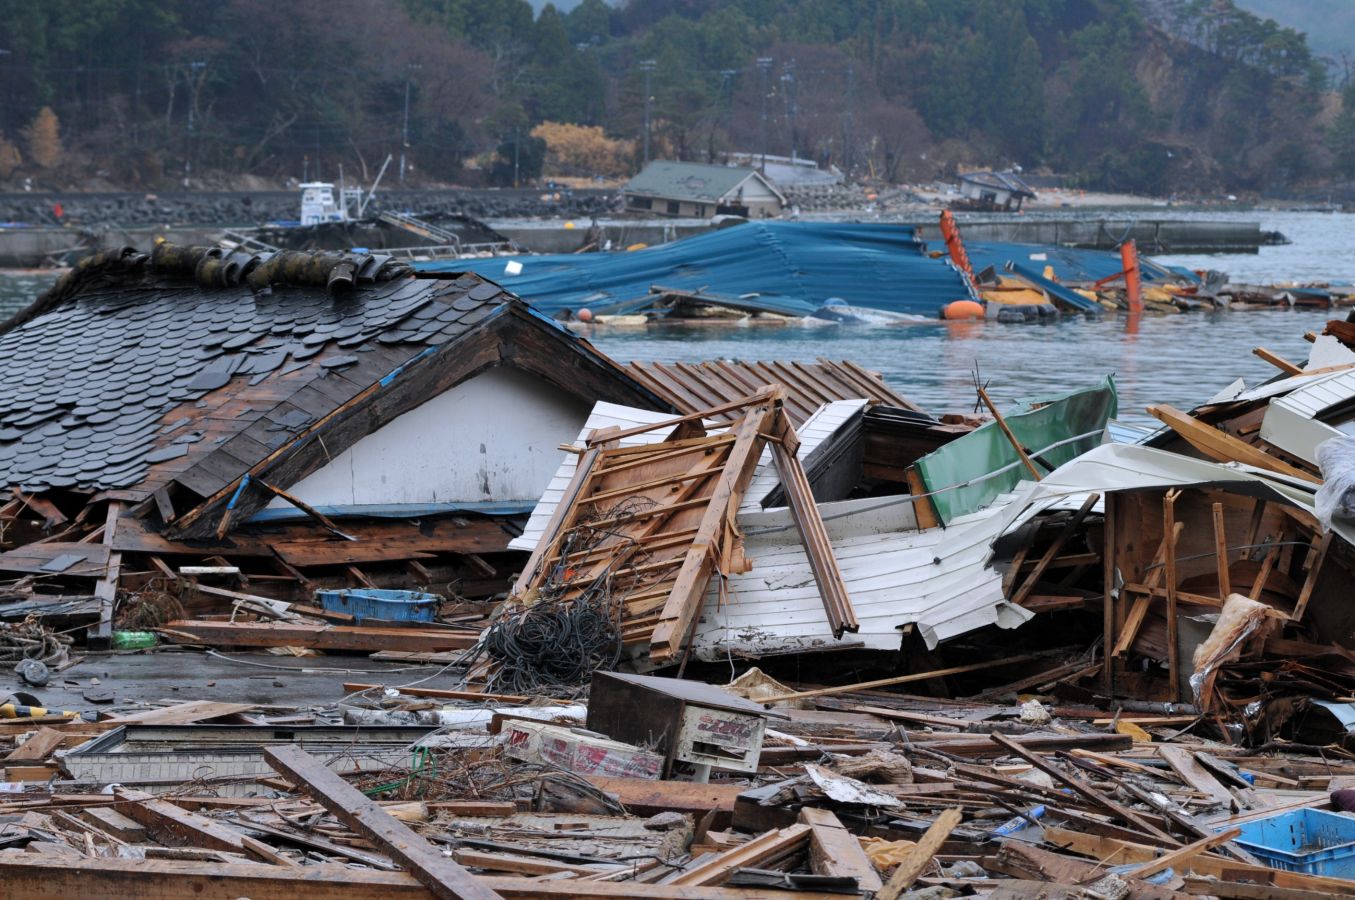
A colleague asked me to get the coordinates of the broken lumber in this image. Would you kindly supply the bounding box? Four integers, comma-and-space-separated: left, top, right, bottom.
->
263, 743, 502, 900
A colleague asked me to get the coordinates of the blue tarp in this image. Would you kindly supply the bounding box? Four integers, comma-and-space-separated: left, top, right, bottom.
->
416, 223, 1180, 318
416, 222, 975, 317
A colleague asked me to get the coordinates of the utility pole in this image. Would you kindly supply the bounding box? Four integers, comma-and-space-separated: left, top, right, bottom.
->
184, 60, 206, 185
756, 57, 773, 171
400, 63, 419, 185
781, 61, 797, 162
720, 69, 736, 161
512, 127, 520, 188
640, 59, 656, 164
844, 61, 855, 177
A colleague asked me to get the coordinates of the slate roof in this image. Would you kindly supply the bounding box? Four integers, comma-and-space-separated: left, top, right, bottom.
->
622, 161, 785, 204
0, 243, 529, 499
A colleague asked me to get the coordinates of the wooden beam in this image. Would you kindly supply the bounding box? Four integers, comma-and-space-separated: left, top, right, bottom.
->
877, 807, 962, 900
769, 430, 857, 637
0, 856, 845, 899
663, 823, 810, 886
162, 621, 477, 652
1131, 828, 1241, 880
1253, 347, 1303, 375
1103, 492, 1116, 693
797, 807, 882, 893
264, 744, 502, 900
1212, 501, 1231, 599
905, 466, 940, 530
1158, 745, 1235, 810
114, 788, 293, 866
88, 501, 123, 649
1292, 532, 1331, 622
1147, 404, 1320, 484
1164, 489, 1180, 701
1011, 493, 1099, 607
977, 387, 1042, 480
257, 480, 356, 541
762, 651, 1050, 702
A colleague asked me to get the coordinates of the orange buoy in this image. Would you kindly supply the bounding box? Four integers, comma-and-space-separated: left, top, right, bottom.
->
576, 308, 594, 323
942, 300, 985, 320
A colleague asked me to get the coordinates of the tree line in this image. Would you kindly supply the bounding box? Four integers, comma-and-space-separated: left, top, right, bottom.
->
0, 0, 1340, 194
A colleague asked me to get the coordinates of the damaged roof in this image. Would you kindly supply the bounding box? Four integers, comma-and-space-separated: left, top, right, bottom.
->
0, 244, 658, 520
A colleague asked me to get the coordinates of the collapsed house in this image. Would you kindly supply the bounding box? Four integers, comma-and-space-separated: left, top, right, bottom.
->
0, 244, 672, 646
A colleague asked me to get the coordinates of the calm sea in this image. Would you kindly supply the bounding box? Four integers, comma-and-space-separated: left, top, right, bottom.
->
1, 210, 1350, 425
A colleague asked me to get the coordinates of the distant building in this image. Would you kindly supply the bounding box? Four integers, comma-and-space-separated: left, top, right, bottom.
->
955, 170, 1037, 212
623, 161, 786, 218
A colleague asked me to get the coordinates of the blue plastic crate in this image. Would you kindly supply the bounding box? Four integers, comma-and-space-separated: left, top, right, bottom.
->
316, 588, 439, 625
1224, 808, 1355, 879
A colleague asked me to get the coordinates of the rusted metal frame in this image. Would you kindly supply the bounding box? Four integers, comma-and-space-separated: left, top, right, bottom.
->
790, 360, 855, 409
746, 361, 817, 423
837, 358, 919, 410
664, 361, 734, 411
768, 409, 857, 637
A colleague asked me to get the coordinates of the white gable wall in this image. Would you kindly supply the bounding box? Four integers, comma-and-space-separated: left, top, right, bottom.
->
269, 366, 592, 508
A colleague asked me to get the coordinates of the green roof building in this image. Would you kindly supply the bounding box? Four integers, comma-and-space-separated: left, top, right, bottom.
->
623, 161, 786, 219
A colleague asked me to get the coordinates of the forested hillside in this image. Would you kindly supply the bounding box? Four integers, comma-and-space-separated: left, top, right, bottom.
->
0, 0, 1341, 195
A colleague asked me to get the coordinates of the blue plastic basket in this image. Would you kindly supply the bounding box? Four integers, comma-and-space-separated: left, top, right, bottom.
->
315, 588, 439, 625
1224, 808, 1355, 878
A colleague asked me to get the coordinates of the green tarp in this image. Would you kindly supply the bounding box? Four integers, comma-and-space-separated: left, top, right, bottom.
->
915, 377, 1118, 524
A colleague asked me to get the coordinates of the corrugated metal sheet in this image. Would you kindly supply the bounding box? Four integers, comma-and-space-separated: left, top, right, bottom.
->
964, 242, 1177, 284
691, 492, 1033, 659
417, 222, 973, 317
1261, 369, 1355, 463
625, 358, 919, 426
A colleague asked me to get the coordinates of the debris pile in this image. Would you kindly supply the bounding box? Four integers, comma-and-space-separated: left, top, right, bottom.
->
7, 244, 1355, 894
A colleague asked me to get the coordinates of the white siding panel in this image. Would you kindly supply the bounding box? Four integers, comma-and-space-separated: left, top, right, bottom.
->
739, 399, 867, 512
271, 367, 592, 509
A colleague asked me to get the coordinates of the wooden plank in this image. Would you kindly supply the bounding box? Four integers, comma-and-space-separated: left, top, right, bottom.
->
1292, 532, 1331, 622
1147, 404, 1320, 483
162, 621, 477, 652
1103, 492, 1116, 692
107, 701, 258, 725
78, 806, 146, 842
264, 743, 502, 900
583, 776, 743, 817
114, 788, 294, 866
1159, 744, 1236, 810
877, 807, 962, 900
1253, 347, 1303, 375
0, 855, 851, 899
664, 823, 811, 886
977, 387, 1041, 480
797, 807, 882, 893
769, 435, 857, 637
1131, 828, 1241, 880
905, 466, 940, 530
89, 501, 123, 648
5, 727, 69, 762
1164, 489, 1180, 701
1213, 501, 1231, 599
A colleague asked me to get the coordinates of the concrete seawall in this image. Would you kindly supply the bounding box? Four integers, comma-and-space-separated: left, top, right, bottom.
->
0, 216, 1265, 267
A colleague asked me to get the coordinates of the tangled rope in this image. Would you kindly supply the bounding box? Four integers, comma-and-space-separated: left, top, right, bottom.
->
0, 617, 73, 667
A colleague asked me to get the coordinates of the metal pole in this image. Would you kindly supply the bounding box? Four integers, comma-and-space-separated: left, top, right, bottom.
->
400, 78, 410, 184
640, 59, 656, 163
756, 57, 772, 171
184, 60, 205, 185
844, 61, 854, 177
720, 69, 735, 161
